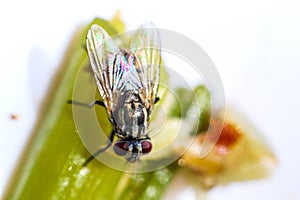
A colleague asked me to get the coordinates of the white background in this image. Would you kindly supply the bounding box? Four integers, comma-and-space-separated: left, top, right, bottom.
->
0, 0, 300, 199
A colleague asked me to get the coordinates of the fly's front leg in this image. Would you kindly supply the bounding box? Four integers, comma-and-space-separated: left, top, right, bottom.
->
67, 100, 105, 108
83, 130, 115, 166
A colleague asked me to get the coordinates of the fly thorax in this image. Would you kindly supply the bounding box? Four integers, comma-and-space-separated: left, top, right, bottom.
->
112, 91, 148, 138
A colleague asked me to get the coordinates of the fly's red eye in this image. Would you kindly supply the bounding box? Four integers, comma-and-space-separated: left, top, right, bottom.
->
141, 141, 152, 154
113, 141, 128, 156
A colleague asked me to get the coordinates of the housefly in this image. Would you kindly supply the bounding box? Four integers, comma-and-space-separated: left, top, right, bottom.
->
83, 23, 161, 165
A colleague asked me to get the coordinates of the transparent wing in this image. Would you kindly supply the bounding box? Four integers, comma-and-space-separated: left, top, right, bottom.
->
130, 23, 161, 110
111, 49, 143, 92
86, 25, 120, 112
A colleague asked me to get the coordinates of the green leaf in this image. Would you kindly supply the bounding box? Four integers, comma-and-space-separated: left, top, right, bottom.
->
3, 16, 178, 200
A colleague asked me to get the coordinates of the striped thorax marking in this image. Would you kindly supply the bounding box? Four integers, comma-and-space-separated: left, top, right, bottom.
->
112, 90, 148, 139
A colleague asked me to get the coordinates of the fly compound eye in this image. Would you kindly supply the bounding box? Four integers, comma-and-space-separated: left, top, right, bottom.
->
113, 141, 128, 156
141, 141, 152, 154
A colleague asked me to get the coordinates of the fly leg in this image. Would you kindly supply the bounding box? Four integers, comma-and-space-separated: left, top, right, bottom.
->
67, 100, 105, 108
68, 99, 111, 166
83, 130, 115, 166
